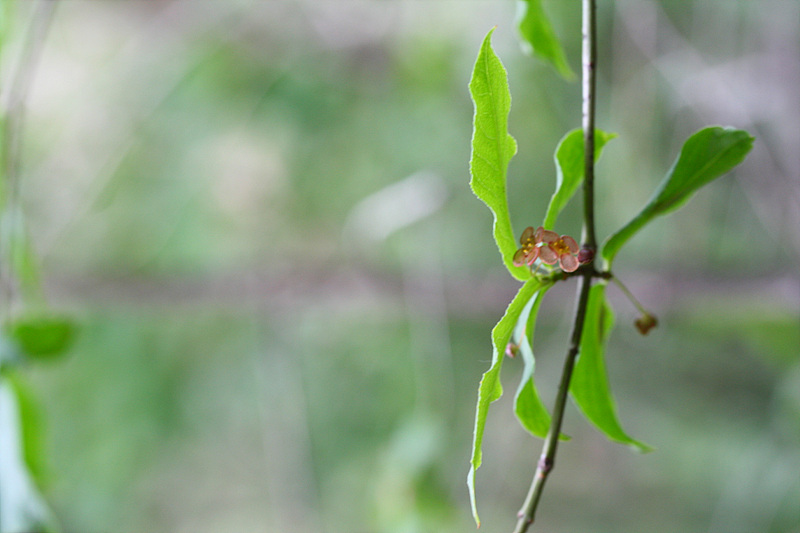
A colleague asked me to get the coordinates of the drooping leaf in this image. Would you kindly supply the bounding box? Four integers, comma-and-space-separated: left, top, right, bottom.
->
513, 285, 554, 438
8, 314, 76, 359
601, 127, 754, 268
469, 28, 529, 281
516, 0, 575, 80
542, 128, 617, 230
570, 283, 652, 452
468, 277, 543, 526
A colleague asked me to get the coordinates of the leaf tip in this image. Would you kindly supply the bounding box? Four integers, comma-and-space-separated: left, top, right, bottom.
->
467, 468, 481, 527
558, 65, 577, 82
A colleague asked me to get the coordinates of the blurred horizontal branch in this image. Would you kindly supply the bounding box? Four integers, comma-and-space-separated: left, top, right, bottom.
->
44, 267, 799, 319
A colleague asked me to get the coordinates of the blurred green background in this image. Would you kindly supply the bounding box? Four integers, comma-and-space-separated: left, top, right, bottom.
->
5, 0, 799, 531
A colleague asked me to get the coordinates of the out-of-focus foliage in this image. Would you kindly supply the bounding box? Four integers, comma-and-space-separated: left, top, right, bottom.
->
6, 314, 76, 359
516, 0, 574, 79
2, 1, 796, 532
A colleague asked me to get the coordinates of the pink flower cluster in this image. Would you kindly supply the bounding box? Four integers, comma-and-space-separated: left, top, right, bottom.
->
512, 226, 579, 272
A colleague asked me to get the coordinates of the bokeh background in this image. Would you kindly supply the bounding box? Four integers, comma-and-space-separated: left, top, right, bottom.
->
5, 0, 799, 531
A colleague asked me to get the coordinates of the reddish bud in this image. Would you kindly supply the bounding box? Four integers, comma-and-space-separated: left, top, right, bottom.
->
634, 313, 658, 335
577, 246, 595, 264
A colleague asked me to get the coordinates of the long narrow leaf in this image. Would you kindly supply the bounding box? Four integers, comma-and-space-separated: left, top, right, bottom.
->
513, 286, 552, 438
601, 127, 754, 267
468, 277, 542, 526
516, 0, 574, 79
469, 28, 529, 281
542, 128, 616, 230
570, 283, 652, 452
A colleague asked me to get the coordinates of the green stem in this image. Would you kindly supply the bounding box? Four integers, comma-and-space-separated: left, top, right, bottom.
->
512, 274, 592, 532
513, 1, 597, 530
610, 275, 648, 315
581, 0, 597, 249
2, 0, 57, 202
0, 0, 57, 317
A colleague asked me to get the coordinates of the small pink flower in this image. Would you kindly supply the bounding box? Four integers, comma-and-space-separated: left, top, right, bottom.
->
513, 226, 580, 272
538, 232, 579, 272
512, 226, 543, 267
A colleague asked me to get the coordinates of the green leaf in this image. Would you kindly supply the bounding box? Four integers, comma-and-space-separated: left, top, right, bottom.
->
516, 0, 575, 80
570, 283, 652, 452
8, 314, 77, 359
467, 277, 543, 526
543, 128, 617, 230
0, 377, 56, 533
4, 372, 47, 488
601, 126, 754, 267
513, 286, 552, 438
469, 28, 529, 281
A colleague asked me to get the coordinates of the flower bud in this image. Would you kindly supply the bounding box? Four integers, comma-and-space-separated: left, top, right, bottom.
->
505, 342, 519, 358
577, 245, 595, 264
634, 313, 658, 335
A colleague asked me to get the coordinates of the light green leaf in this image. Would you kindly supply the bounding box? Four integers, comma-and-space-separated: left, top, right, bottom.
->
468, 277, 543, 526
513, 286, 552, 438
543, 128, 617, 230
469, 28, 529, 281
0, 377, 55, 533
4, 372, 47, 488
516, 0, 575, 79
570, 283, 652, 452
601, 126, 754, 268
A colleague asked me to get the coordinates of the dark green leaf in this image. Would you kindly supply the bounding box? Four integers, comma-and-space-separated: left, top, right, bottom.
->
469, 28, 529, 281
601, 127, 754, 267
8, 315, 77, 359
468, 277, 543, 526
543, 128, 617, 229
516, 0, 575, 79
570, 283, 652, 452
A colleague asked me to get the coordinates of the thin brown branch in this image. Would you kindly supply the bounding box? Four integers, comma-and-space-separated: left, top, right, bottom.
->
512, 0, 598, 530
513, 273, 592, 532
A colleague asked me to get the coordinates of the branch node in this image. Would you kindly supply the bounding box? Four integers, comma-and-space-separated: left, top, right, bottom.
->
537, 455, 554, 474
